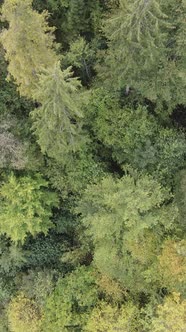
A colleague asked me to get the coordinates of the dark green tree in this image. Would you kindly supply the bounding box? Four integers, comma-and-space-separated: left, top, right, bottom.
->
85, 90, 186, 183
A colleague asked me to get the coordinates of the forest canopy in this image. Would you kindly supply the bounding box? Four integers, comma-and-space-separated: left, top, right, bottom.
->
0, 0, 185, 331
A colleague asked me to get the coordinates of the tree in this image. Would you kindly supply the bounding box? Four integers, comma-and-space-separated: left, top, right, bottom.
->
63, 37, 96, 85
33, 0, 102, 49
85, 91, 186, 183
0, 117, 27, 169
150, 293, 186, 332
8, 293, 42, 332
175, 169, 186, 231
158, 239, 186, 293
1, 0, 58, 97
65, 0, 102, 43
76, 174, 178, 292
0, 173, 58, 243
45, 143, 105, 197
101, 0, 186, 111
85, 301, 139, 332
42, 266, 98, 332
31, 62, 83, 160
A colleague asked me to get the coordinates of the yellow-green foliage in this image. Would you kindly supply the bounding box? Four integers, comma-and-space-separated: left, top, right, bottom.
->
8, 293, 42, 332
84, 301, 139, 332
77, 174, 178, 291
0, 173, 58, 243
42, 267, 98, 332
151, 293, 186, 332
158, 239, 186, 292
1, 0, 58, 97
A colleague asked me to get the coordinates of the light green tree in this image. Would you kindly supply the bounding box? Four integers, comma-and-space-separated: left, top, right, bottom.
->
31, 61, 83, 160
158, 239, 186, 293
77, 174, 178, 292
151, 293, 186, 332
0, 173, 58, 243
8, 293, 42, 332
102, 0, 186, 111
1, 0, 58, 97
84, 301, 139, 332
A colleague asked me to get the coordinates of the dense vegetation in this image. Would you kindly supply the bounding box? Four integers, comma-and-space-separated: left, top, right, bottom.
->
0, 0, 186, 331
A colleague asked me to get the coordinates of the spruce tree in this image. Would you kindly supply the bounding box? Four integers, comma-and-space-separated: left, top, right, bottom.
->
102, 0, 186, 111
31, 62, 82, 160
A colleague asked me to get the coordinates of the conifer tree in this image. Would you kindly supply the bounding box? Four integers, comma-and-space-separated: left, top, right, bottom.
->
31, 62, 83, 160
1, 0, 58, 97
102, 0, 186, 111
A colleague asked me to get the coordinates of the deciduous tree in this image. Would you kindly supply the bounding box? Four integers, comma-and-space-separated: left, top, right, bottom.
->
0, 173, 58, 243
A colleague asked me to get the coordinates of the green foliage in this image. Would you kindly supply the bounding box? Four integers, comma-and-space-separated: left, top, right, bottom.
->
102, 0, 186, 111
175, 169, 186, 231
0, 310, 8, 332
45, 145, 105, 197
24, 234, 65, 269
0, 46, 33, 116
0, 0, 185, 328
31, 62, 83, 160
64, 37, 96, 85
1, 0, 58, 97
33, 0, 102, 48
0, 240, 26, 276
0, 173, 58, 243
86, 90, 186, 182
76, 173, 178, 292
42, 266, 98, 332
64, 0, 102, 42
19, 269, 55, 306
